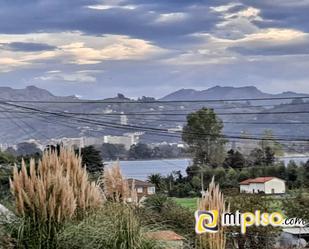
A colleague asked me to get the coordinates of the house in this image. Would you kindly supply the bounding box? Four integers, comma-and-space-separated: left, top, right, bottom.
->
239, 177, 285, 194
127, 178, 155, 201
144, 230, 184, 249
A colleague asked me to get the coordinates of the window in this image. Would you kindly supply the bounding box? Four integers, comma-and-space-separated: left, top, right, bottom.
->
137, 187, 143, 193
147, 187, 155, 194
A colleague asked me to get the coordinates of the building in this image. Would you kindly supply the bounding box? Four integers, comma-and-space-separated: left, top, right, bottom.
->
127, 178, 155, 201
120, 112, 128, 125
54, 137, 85, 149
104, 132, 143, 150
239, 177, 286, 194
83, 136, 103, 146
144, 230, 184, 249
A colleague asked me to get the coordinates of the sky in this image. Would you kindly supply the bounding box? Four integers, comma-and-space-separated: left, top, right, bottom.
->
1, 0, 309, 99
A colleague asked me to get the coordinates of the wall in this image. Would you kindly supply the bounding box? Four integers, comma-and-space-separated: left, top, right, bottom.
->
240, 185, 249, 193
265, 178, 286, 194
249, 183, 265, 193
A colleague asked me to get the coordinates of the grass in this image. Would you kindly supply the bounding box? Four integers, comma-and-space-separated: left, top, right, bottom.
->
172, 197, 197, 210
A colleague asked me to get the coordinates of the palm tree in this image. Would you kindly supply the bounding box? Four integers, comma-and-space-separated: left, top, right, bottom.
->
147, 173, 163, 191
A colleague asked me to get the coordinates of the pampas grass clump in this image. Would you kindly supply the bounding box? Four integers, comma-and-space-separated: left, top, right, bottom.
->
9, 147, 104, 248
197, 177, 229, 249
102, 162, 137, 204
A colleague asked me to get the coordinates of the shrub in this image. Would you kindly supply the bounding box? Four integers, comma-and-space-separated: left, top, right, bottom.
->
57, 203, 162, 249
142, 195, 194, 242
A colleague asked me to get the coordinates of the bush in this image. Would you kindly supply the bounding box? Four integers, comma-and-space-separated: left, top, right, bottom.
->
57, 203, 162, 249
142, 194, 194, 240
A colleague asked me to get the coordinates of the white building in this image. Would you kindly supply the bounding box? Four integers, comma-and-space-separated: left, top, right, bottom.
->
120, 112, 128, 125
83, 136, 104, 146
103, 132, 142, 150
240, 177, 286, 194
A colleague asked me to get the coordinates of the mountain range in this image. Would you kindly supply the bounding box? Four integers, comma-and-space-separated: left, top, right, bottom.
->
160, 86, 309, 105
0, 85, 308, 146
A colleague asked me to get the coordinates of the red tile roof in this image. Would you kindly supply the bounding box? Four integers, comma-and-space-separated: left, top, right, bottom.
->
240, 177, 276, 185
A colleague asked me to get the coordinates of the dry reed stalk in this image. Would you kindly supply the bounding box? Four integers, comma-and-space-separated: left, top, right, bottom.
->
10, 147, 104, 224
129, 179, 138, 204
197, 177, 229, 249
102, 162, 138, 204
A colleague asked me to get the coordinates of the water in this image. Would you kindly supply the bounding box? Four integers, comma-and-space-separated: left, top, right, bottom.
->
279, 155, 309, 165
105, 155, 309, 181
105, 158, 192, 180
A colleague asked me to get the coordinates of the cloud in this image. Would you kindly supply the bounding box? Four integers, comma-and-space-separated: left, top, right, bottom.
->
228, 28, 309, 56
0, 0, 309, 98
0, 32, 167, 72
87, 4, 137, 10
0, 42, 56, 52
59, 34, 167, 64
155, 12, 189, 23
36, 70, 97, 83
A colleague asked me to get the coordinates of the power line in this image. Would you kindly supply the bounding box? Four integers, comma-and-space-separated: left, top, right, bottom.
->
3, 101, 309, 142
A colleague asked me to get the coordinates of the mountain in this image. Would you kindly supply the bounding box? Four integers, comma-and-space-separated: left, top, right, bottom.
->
160, 86, 309, 104
0, 85, 77, 101
0, 85, 309, 147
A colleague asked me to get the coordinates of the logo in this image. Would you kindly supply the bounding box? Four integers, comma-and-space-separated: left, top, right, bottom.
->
195, 210, 307, 234
195, 210, 219, 234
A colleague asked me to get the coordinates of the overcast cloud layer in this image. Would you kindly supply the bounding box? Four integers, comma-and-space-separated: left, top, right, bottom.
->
0, 0, 309, 98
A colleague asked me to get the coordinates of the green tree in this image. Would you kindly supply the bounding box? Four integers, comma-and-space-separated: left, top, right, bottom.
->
148, 173, 164, 192
78, 146, 104, 173
227, 194, 279, 249
15, 142, 42, 156
182, 108, 226, 167
286, 160, 298, 188
304, 160, 309, 188
225, 167, 239, 187
99, 143, 127, 160
259, 130, 283, 156
249, 146, 275, 166
223, 149, 246, 169
128, 143, 152, 159
283, 193, 309, 222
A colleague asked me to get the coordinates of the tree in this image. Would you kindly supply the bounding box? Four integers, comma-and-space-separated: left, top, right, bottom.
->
249, 146, 275, 166
99, 143, 127, 160
286, 160, 298, 189
259, 130, 283, 156
128, 143, 152, 159
148, 173, 164, 192
304, 160, 309, 188
78, 146, 104, 173
182, 108, 226, 167
14, 142, 42, 156
283, 193, 309, 222
227, 195, 279, 249
223, 149, 246, 169
264, 146, 275, 166
225, 168, 239, 188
